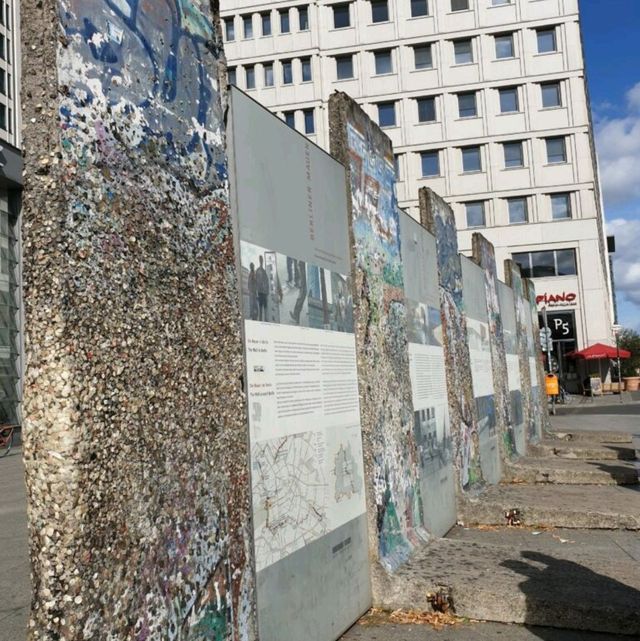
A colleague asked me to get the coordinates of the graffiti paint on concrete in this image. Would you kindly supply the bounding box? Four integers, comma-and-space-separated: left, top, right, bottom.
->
22, 2, 255, 640
420, 189, 483, 492
472, 234, 516, 462
330, 93, 427, 572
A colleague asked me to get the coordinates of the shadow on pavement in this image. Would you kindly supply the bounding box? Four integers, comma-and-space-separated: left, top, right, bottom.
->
502, 551, 640, 638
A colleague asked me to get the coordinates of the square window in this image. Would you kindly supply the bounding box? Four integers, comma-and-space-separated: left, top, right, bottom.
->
454, 39, 473, 65
537, 28, 557, 53
556, 249, 577, 275
299, 6, 310, 30
284, 111, 296, 128
374, 49, 393, 75
458, 92, 477, 118
465, 202, 485, 227
499, 87, 519, 113
377, 102, 396, 127
495, 33, 514, 59
411, 0, 429, 17
541, 81, 562, 108
546, 137, 567, 163
421, 151, 440, 177
492, 0, 511, 5
225, 18, 235, 41
301, 57, 312, 82
451, 0, 469, 11
503, 141, 524, 168
371, 0, 389, 22
228, 67, 237, 86
507, 197, 528, 223
512, 253, 532, 278
242, 14, 253, 39
336, 54, 354, 79
462, 146, 482, 172
414, 44, 433, 69
264, 63, 274, 87
333, 3, 351, 28
417, 97, 436, 122
551, 193, 571, 219
245, 65, 255, 89
531, 251, 556, 277
304, 109, 315, 134
261, 12, 271, 36
282, 60, 293, 84
280, 9, 291, 33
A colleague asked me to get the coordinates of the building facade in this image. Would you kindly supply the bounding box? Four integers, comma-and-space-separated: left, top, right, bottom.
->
221, 0, 614, 381
0, 0, 22, 423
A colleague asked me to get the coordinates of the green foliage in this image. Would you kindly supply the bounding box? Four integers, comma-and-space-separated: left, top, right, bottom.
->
619, 328, 640, 377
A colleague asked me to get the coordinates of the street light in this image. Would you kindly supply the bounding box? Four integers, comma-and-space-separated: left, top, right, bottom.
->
613, 324, 623, 404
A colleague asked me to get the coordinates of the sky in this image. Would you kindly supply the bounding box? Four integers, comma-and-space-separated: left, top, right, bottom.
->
580, 0, 640, 331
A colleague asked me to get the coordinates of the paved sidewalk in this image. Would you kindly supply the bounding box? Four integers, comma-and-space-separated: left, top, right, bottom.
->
0, 446, 29, 641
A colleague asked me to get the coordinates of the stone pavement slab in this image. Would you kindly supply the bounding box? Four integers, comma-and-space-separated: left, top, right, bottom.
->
528, 439, 635, 460
460, 483, 640, 530
372, 526, 640, 636
0, 447, 29, 641
342, 620, 632, 641
547, 429, 632, 444
505, 456, 639, 485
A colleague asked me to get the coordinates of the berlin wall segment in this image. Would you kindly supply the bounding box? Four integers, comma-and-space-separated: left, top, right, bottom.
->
22, 2, 256, 640
472, 233, 516, 466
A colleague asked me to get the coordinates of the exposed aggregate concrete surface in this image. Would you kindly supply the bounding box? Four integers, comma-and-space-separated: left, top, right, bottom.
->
21, 1, 256, 640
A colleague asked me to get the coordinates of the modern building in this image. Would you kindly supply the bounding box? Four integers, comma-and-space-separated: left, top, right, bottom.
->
0, 0, 22, 424
221, 0, 614, 382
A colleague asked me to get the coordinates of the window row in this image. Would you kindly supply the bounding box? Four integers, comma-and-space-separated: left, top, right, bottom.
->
513, 248, 577, 278
229, 58, 313, 89
280, 107, 317, 135
459, 194, 574, 229
224, 6, 310, 41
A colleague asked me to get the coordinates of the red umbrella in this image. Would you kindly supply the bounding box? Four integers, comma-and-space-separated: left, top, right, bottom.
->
566, 343, 631, 360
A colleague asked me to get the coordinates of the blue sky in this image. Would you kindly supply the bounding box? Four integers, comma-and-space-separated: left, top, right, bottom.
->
581, 1, 640, 330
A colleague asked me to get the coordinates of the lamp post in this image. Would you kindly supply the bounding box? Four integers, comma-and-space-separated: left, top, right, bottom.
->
613, 324, 622, 404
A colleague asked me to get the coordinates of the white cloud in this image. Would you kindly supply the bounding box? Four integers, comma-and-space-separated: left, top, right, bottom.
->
607, 218, 640, 312
595, 82, 640, 206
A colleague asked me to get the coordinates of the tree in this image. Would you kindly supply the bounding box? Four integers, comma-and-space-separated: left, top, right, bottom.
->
618, 328, 640, 377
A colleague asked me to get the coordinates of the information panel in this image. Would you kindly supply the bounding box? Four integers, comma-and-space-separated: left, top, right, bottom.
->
399, 213, 456, 537
228, 88, 371, 641
498, 281, 525, 455
461, 257, 500, 484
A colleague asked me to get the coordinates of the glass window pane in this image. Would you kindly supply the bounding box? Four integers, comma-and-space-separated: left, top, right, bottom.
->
512, 253, 532, 278
551, 193, 571, 219
284, 111, 295, 128
411, 0, 429, 17
228, 67, 236, 86
299, 6, 309, 30
458, 92, 477, 117
417, 97, 436, 122
499, 87, 519, 112
225, 18, 235, 41
261, 13, 271, 35
546, 137, 566, 163
495, 34, 514, 58
466, 202, 485, 227
301, 58, 312, 82
462, 146, 482, 172
336, 55, 354, 79
378, 102, 396, 127
414, 44, 433, 69
556, 249, 577, 276
371, 0, 389, 22
531, 251, 556, 277
537, 28, 556, 53
504, 142, 523, 167
541, 82, 561, 108
454, 39, 473, 64
374, 50, 393, 74
280, 9, 290, 32
451, 0, 469, 11
245, 66, 255, 89
333, 3, 351, 28
264, 64, 273, 86
304, 109, 315, 134
508, 197, 528, 223
243, 15, 253, 38
282, 60, 293, 84
421, 151, 440, 177
493, 0, 511, 5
